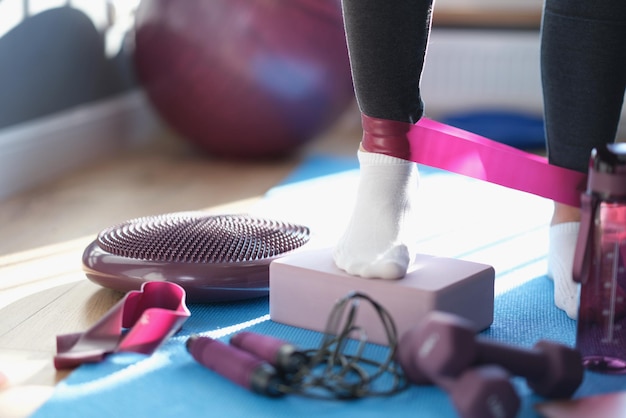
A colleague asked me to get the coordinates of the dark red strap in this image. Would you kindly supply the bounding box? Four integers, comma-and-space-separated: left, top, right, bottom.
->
54, 281, 190, 369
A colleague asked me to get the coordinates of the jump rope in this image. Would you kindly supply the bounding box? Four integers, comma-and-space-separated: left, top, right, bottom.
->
186, 291, 408, 400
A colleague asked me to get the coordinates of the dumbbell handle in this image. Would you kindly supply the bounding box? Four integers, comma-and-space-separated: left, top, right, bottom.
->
474, 338, 548, 380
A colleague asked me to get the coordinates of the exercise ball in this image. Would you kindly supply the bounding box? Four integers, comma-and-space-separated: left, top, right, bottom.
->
133, 0, 355, 159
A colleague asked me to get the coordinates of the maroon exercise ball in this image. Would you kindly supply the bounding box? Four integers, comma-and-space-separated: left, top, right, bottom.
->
133, 0, 355, 159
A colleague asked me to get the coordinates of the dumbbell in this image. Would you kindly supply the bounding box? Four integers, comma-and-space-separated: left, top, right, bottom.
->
408, 311, 583, 398
397, 329, 520, 418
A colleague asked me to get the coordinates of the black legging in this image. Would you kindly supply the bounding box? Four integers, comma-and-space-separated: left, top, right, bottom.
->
341, 0, 432, 124
542, 0, 626, 173
341, 0, 626, 174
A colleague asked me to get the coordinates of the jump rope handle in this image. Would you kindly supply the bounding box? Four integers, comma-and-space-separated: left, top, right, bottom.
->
230, 331, 309, 374
186, 335, 284, 397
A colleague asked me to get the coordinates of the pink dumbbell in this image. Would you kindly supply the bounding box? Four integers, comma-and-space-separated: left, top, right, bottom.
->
398, 325, 520, 418
405, 311, 583, 399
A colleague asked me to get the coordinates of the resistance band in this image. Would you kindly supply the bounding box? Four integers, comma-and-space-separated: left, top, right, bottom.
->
54, 281, 190, 369
362, 115, 587, 208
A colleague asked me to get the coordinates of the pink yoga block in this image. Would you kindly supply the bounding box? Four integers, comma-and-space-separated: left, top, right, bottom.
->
269, 248, 495, 346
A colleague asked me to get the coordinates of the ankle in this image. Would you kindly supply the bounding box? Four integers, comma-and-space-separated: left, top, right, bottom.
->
551, 202, 581, 226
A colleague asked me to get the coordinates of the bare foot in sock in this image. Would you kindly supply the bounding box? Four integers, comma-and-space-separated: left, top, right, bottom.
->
548, 203, 581, 319
333, 150, 419, 280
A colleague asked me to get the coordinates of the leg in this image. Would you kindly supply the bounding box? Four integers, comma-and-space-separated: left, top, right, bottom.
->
335, 0, 433, 279
541, 0, 626, 317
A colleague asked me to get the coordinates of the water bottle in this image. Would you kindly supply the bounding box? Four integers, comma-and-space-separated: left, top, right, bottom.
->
573, 143, 626, 373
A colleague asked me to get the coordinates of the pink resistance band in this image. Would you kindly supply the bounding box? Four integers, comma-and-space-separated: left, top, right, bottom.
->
362, 115, 587, 208
54, 281, 190, 369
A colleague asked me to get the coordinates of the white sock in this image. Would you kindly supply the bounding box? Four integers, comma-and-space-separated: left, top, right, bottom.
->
333, 150, 419, 279
548, 222, 581, 319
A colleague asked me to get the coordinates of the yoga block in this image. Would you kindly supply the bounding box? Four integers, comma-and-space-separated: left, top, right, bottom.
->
269, 248, 494, 346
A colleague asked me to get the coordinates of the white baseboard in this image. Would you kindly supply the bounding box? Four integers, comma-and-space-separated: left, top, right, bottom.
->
0, 90, 163, 201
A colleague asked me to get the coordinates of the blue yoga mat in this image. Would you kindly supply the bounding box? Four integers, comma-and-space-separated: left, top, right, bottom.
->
32, 154, 626, 418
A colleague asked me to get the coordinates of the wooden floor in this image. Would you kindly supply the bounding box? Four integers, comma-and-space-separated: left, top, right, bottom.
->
0, 103, 362, 417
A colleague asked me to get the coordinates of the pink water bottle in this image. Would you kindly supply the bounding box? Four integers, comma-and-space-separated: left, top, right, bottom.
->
573, 143, 626, 373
